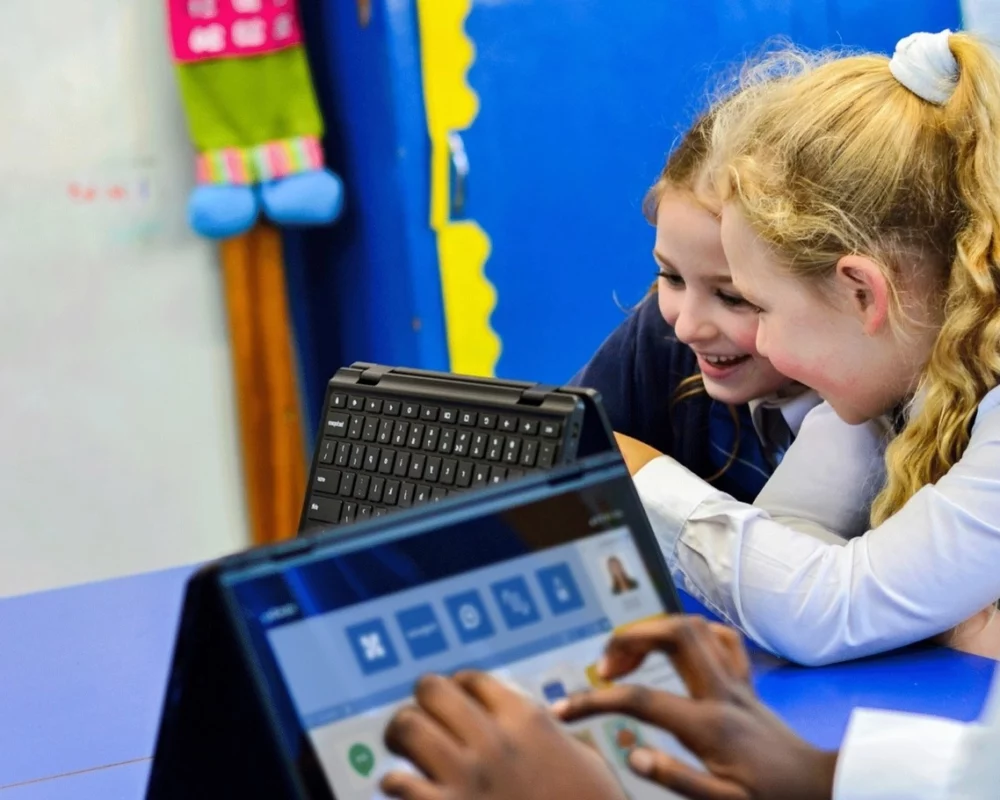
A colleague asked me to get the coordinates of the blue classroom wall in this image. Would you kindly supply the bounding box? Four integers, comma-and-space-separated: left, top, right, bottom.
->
286, 0, 963, 438
463, 0, 962, 384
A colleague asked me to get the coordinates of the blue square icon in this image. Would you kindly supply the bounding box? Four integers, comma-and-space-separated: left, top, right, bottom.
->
491, 576, 541, 630
345, 618, 400, 675
542, 680, 569, 704
536, 563, 585, 615
395, 603, 449, 660
444, 590, 496, 644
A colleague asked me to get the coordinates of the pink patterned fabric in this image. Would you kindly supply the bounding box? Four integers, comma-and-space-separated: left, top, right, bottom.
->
168, 0, 303, 64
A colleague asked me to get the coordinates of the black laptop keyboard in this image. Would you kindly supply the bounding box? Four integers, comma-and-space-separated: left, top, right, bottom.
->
304, 392, 567, 527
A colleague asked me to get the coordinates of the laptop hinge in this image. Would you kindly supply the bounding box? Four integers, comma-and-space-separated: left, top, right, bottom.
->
358, 364, 392, 386
519, 384, 556, 406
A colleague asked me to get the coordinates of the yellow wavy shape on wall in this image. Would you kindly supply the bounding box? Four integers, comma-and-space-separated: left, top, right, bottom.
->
415, 0, 501, 377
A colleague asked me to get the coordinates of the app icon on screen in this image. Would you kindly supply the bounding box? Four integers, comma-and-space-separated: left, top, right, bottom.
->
601, 718, 646, 768
395, 603, 449, 659
542, 680, 568, 703
444, 589, 496, 643
345, 618, 400, 675
336, 734, 383, 789
491, 575, 541, 630
536, 563, 584, 615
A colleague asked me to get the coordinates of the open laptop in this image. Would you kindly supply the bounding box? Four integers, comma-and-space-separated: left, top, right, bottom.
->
148, 452, 687, 799
299, 363, 617, 533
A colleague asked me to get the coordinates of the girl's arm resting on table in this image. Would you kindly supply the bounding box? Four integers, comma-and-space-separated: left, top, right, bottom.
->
635, 399, 1000, 665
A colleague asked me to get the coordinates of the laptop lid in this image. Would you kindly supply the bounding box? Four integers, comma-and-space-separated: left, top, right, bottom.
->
149, 452, 680, 799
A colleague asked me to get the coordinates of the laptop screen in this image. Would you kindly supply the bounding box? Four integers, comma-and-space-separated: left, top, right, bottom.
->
223, 472, 690, 799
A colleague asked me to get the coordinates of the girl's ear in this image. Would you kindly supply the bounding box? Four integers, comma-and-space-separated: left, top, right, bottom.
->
834, 255, 890, 335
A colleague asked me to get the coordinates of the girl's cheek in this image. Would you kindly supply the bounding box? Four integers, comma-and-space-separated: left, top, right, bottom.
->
728, 318, 761, 355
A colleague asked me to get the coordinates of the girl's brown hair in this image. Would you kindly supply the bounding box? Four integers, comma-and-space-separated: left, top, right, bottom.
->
646, 105, 742, 479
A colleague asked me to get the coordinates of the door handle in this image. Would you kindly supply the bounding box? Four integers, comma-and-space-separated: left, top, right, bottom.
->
448, 131, 470, 217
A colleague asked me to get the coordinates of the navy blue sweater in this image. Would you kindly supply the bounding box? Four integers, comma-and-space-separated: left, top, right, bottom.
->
570, 294, 772, 503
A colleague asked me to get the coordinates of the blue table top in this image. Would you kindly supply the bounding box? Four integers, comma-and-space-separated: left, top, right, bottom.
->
0, 564, 994, 796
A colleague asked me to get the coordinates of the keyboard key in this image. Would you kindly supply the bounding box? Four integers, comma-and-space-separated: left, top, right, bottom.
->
431, 487, 449, 502
456, 461, 474, 488
379, 449, 396, 474
377, 419, 394, 445
504, 437, 522, 464
471, 432, 488, 459
307, 496, 342, 524
384, 399, 401, 416
393, 420, 409, 447
348, 415, 364, 439
520, 418, 539, 436
423, 426, 440, 451
415, 484, 432, 504
520, 440, 538, 467
402, 402, 421, 418
439, 428, 456, 454
507, 468, 525, 480
354, 474, 371, 500
350, 444, 366, 470
409, 453, 427, 480
364, 446, 380, 472
459, 410, 477, 426
479, 412, 497, 429
342, 501, 358, 523
541, 420, 561, 438
347, 396, 365, 411
362, 417, 379, 443
490, 466, 507, 485
425, 456, 442, 482
374, 507, 387, 517
319, 440, 336, 464
420, 406, 439, 421
340, 472, 356, 497
440, 459, 457, 485
330, 393, 347, 409
472, 464, 489, 487
407, 423, 425, 449
370, 476, 385, 503
538, 442, 558, 468
336, 441, 352, 467
359, 505, 373, 520
325, 412, 350, 437
394, 451, 411, 477
313, 467, 341, 495
454, 430, 471, 456
499, 415, 518, 432
441, 408, 458, 424
384, 480, 400, 506
400, 482, 415, 507
365, 398, 383, 413
487, 434, 504, 461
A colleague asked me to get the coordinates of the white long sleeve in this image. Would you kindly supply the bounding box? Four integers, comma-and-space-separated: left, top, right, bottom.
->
834, 670, 1000, 799
754, 402, 889, 541
635, 387, 1000, 665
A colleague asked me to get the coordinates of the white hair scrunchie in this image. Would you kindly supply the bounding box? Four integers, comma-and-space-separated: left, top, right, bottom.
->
889, 29, 959, 105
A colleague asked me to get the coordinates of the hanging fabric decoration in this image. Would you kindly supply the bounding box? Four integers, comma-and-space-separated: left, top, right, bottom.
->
167, 0, 343, 239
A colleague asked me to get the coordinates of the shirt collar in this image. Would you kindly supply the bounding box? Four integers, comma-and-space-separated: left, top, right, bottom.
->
748, 386, 822, 448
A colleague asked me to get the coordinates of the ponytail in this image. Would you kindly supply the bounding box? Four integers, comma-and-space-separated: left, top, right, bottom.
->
873, 33, 1000, 523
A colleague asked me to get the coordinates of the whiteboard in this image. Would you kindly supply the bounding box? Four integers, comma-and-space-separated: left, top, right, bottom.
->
0, 0, 248, 596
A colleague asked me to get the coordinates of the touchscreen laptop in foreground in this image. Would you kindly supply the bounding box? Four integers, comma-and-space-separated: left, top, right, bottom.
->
147, 452, 689, 799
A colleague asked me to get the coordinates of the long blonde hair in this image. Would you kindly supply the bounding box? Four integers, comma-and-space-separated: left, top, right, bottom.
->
713, 34, 1000, 524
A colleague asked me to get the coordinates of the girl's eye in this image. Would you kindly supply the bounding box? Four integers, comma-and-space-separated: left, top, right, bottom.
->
658, 271, 684, 288
716, 291, 753, 309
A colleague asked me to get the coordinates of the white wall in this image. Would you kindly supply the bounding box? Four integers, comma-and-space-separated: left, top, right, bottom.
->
0, 0, 249, 596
